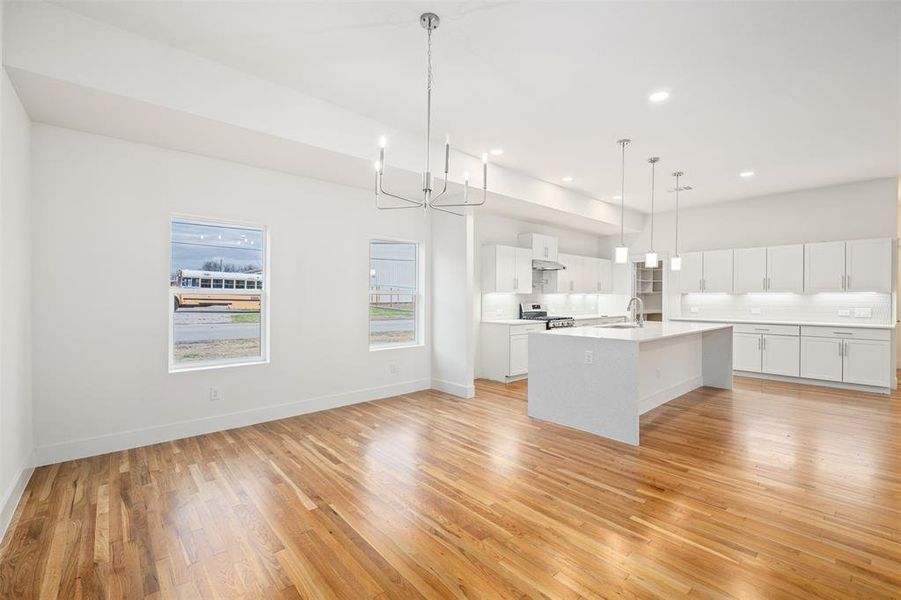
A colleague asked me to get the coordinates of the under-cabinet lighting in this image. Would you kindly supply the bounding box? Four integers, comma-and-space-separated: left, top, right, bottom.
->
649, 90, 670, 103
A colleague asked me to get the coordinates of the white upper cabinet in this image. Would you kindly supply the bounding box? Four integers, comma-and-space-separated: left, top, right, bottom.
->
555, 253, 582, 293
804, 241, 846, 292
518, 233, 558, 262
677, 252, 703, 293
805, 238, 893, 293
766, 244, 804, 292
481, 244, 532, 293
734, 245, 803, 293
733, 247, 767, 293
597, 258, 613, 293
702, 249, 734, 293
580, 257, 612, 293
513, 247, 533, 294
845, 238, 892, 293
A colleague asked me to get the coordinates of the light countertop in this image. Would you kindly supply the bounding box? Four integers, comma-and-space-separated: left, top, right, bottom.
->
537, 321, 732, 343
670, 316, 896, 330
481, 314, 628, 326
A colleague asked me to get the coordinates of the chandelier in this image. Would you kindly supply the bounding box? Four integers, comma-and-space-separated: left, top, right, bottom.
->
374, 13, 488, 215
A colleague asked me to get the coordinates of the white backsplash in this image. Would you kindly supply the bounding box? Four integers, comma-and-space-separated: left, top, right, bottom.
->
679, 292, 893, 325
482, 292, 630, 320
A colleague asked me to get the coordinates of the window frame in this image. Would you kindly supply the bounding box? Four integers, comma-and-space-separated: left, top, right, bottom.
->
368, 238, 424, 351
168, 215, 270, 373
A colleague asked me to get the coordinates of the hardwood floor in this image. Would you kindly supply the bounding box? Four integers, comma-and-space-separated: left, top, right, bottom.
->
1, 375, 900, 599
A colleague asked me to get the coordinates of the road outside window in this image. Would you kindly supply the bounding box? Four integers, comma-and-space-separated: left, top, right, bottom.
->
170, 219, 266, 370
369, 240, 420, 348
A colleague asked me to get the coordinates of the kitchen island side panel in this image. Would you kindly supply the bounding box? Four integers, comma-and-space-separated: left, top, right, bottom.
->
527, 333, 641, 445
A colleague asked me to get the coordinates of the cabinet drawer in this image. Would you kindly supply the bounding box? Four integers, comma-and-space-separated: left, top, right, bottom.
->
732, 323, 799, 336
510, 323, 546, 334
800, 326, 891, 341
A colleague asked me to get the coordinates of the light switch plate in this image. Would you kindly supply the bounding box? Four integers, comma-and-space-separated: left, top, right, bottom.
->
750, 308, 761, 315
854, 308, 872, 318
837, 309, 851, 317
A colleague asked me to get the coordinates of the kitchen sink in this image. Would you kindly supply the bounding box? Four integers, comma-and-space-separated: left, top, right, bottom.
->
601, 323, 642, 329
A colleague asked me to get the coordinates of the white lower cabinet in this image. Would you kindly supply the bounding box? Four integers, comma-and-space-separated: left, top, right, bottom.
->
843, 338, 892, 387
761, 335, 800, 377
800, 326, 892, 388
800, 337, 843, 382
733, 333, 762, 372
732, 325, 800, 376
509, 332, 530, 376
480, 322, 545, 382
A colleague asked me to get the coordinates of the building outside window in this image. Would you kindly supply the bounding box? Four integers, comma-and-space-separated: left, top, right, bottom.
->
170, 218, 267, 370
369, 240, 421, 349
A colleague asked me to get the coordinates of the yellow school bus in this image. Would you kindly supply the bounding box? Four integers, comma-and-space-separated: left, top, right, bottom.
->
173, 269, 262, 311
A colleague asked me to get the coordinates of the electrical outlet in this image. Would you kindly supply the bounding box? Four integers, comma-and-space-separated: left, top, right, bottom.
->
854, 308, 872, 318
837, 309, 851, 317
583, 350, 593, 365
209, 387, 221, 402
690, 307, 700, 314
750, 308, 761, 315
389, 361, 398, 374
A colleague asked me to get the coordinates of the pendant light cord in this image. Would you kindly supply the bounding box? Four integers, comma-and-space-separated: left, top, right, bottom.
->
649, 158, 658, 252
425, 28, 433, 179
674, 173, 680, 255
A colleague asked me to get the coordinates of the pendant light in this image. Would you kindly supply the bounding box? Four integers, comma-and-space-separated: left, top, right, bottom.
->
645, 157, 660, 268
614, 139, 631, 263
374, 13, 487, 215
670, 171, 684, 271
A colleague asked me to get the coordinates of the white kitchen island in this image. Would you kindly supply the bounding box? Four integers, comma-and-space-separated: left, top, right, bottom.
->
528, 322, 733, 445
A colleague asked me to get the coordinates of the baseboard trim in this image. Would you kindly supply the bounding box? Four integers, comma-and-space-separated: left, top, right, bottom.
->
735, 371, 891, 395
35, 378, 431, 466
0, 455, 35, 545
431, 379, 475, 399
639, 376, 704, 415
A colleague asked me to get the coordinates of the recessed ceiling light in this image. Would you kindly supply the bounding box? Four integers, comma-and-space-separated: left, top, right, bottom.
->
561, 176, 574, 183
649, 90, 670, 103
739, 170, 755, 178
489, 148, 504, 156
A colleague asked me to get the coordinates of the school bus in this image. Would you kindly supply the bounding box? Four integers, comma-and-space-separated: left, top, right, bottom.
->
173, 269, 262, 311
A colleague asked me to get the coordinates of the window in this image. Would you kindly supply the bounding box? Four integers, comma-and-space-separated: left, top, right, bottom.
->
369, 240, 420, 349
170, 218, 267, 370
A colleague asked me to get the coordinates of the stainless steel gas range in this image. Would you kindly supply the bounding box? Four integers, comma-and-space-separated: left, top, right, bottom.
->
519, 303, 575, 329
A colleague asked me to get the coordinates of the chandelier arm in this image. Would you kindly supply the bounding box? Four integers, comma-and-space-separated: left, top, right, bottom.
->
378, 178, 425, 207
430, 188, 486, 207
430, 204, 464, 217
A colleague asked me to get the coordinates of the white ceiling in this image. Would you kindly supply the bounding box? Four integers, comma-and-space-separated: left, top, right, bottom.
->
54, 1, 901, 213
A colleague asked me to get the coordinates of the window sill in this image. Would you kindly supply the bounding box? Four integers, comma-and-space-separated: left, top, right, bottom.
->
169, 357, 270, 374
369, 342, 424, 353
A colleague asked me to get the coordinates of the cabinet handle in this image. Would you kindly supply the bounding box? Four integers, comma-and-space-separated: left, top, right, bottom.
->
844, 341, 847, 357
762, 336, 766, 351
757, 337, 761, 350
514, 277, 518, 289
767, 277, 772, 290
846, 275, 850, 289
841, 274, 846, 289
763, 276, 767, 290
838, 341, 843, 357
833, 332, 854, 336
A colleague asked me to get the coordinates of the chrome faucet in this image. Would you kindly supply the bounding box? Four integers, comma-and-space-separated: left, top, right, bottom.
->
627, 296, 645, 327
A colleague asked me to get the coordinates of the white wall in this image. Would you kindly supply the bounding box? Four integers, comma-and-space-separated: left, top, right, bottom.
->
31, 124, 434, 464
0, 67, 35, 535
601, 178, 899, 256
431, 211, 475, 398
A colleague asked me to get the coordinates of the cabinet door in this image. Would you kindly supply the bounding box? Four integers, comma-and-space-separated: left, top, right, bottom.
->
843, 339, 891, 387
804, 241, 845, 293
597, 258, 612, 293
557, 253, 582, 293
677, 252, 703, 293
494, 245, 516, 293
845, 238, 892, 293
762, 335, 800, 376
733, 247, 767, 293
800, 337, 843, 382
509, 334, 529, 376
703, 249, 734, 293
514, 247, 533, 294
581, 257, 599, 293
733, 333, 762, 372
767, 244, 804, 293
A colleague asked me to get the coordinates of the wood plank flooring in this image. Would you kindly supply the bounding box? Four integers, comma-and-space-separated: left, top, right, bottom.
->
1, 375, 900, 598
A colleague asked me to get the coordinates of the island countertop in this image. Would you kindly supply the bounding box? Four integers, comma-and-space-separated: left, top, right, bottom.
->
536, 321, 732, 343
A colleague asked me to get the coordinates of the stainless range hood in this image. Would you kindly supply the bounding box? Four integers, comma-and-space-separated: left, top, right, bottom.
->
532, 259, 567, 271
